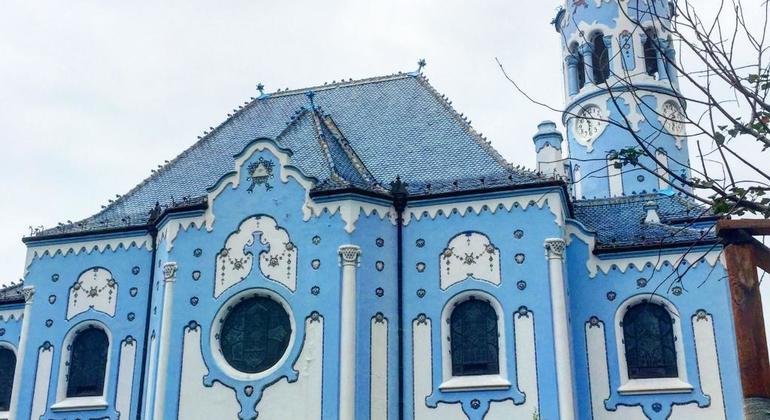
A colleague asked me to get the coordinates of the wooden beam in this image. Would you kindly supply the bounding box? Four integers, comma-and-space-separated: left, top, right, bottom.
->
724, 242, 770, 398
755, 244, 770, 274
717, 219, 770, 236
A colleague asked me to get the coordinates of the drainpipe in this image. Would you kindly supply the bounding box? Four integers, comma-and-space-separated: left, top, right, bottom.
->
136, 212, 160, 420
390, 177, 408, 420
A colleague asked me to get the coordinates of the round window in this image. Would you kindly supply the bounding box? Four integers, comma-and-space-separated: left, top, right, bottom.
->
219, 296, 291, 374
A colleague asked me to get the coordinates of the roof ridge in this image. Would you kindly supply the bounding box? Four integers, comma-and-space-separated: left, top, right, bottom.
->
319, 114, 378, 187
265, 73, 413, 99
87, 72, 417, 221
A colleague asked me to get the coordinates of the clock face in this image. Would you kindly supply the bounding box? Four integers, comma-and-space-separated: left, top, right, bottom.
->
662, 101, 684, 135
575, 105, 605, 142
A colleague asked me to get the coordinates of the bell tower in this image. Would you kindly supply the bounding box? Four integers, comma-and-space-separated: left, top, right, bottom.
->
553, 0, 691, 199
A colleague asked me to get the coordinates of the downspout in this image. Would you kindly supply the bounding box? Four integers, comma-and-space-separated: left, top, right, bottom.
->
136, 207, 161, 420
390, 177, 408, 420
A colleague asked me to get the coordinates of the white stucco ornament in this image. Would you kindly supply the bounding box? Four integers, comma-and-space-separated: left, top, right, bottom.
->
66, 267, 118, 320
215, 215, 297, 296
439, 232, 501, 290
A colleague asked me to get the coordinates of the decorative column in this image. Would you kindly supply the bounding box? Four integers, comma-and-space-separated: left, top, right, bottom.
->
565, 55, 579, 96
338, 245, 361, 420
544, 239, 576, 420
580, 43, 594, 85
9, 287, 34, 419
153, 262, 178, 420
656, 38, 670, 81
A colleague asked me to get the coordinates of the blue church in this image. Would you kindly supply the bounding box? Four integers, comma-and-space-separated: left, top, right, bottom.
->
0, 0, 745, 418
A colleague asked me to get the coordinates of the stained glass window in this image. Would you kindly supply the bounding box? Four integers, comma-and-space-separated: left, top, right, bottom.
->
450, 298, 499, 376
622, 302, 678, 379
66, 327, 109, 398
0, 348, 16, 411
220, 296, 291, 374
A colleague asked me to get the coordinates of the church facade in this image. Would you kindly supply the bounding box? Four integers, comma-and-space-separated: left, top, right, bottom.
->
0, 0, 745, 419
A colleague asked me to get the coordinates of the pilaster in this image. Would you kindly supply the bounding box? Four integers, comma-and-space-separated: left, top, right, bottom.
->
152, 262, 177, 419
9, 287, 34, 419
338, 245, 361, 420
544, 239, 576, 420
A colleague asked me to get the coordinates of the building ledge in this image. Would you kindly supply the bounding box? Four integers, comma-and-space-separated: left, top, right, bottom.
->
618, 378, 693, 395
50, 396, 108, 412
439, 374, 511, 392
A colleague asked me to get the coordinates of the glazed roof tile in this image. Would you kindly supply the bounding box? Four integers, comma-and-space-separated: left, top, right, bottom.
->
33, 73, 550, 237
574, 194, 719, 251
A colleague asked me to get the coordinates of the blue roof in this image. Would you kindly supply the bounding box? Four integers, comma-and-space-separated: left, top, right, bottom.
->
34, 73, 547, 237
574, 194, 719, 251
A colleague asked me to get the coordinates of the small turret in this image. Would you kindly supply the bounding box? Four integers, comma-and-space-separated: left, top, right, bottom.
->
532, 121, 566, 179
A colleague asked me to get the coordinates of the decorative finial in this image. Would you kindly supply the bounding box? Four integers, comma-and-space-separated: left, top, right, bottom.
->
306, 91, 316, 110
417, 58, 427, 73
257, 83, 265, 95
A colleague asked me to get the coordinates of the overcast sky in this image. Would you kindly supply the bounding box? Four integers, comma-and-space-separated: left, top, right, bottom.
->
0, 1, 766, 283
0, 0, 566, 281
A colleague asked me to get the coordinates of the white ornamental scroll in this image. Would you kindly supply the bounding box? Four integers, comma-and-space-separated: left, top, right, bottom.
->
439, 232, 501, 290
215, 215, 297, 297
67, 267, 118, 319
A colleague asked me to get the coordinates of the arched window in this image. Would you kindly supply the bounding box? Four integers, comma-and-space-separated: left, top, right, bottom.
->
66, 327, 109, 398
592, 32, 610, 84
622, 302, 678, 379
450, 298, 499, 376
0, 348, 16, 411
644, 28, 659, 77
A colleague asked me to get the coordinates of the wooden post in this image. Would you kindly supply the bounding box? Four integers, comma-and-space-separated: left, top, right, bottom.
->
724, 240, 770, 398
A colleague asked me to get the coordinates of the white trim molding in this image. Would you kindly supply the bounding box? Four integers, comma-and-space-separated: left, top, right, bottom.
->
53, 320, 113, 412
209, 288, 296, 382
438, 291, 511, 392
25, 234, 152, 270
404, 191, 566, 227
614, 294, 693, 395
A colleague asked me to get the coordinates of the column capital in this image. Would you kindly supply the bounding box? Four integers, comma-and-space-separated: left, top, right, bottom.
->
21, 286, 35, 304
338, 245, 361, 267
162, 262, 178, 282
545, 238, 567, 260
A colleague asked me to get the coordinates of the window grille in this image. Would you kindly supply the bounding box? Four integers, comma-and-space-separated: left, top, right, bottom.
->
450, 299, 499, 376
220, 296, 291, 374
622, 302, 678, 379
66, 327, 109, 398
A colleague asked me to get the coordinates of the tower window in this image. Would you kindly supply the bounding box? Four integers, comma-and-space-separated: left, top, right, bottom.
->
570, 43, 586, 91
644, 28, 659, 77
450, 298, 499, 376
0, 348, 16, 411
66, 327, 109, 398
592, 32, 611, 84
622, 302, 678, 379
576, 51, 586, 90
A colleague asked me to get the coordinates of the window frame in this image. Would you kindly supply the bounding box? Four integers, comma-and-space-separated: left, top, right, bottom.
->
439, 291, 510, 392
614, 295, 692, 395
51, 321, 111, 412
210, 288, 296, 381
0, 343, 17, 419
